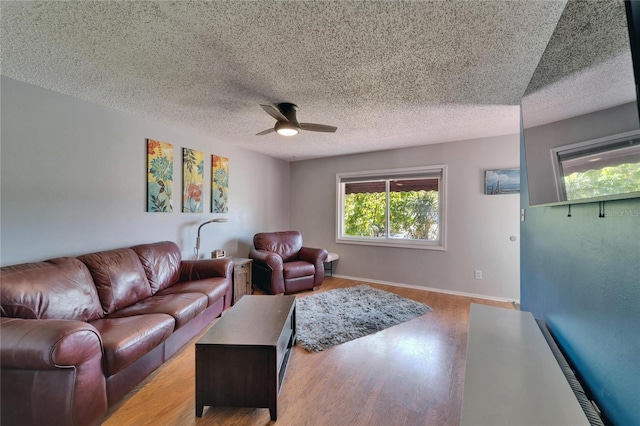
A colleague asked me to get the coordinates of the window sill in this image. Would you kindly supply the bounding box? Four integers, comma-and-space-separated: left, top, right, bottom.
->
336, 237, 446, 251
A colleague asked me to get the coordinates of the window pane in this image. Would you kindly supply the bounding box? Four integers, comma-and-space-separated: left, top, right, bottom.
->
389, 180, 439, 241
345, 181, 385, 194
337, 166, 446, 250
557, 135, 640, 202
563, 162, 640, 201
390, 178, 438, 192
343, 192, 387, 237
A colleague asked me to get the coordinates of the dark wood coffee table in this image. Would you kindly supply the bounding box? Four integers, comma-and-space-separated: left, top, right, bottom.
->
195, 295, 296, 420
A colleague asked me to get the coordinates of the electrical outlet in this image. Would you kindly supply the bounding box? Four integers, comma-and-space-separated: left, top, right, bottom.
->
474, 270, 483, 280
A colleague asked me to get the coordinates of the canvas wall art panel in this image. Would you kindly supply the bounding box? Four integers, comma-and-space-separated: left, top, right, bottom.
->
182, 148, 204, 213
147, 139, 174, 212
211, 155, 229, 213
485, 168, 520, 195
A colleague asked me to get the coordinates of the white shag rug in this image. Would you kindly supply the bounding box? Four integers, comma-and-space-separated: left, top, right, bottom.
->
295, 285, 432, 352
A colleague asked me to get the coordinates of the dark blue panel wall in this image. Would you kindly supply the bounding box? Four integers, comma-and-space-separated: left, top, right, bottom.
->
520, 127, 640, 425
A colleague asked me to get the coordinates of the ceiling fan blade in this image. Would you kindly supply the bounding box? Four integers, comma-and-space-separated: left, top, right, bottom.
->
256, 128, 275, 136
300, 123, 338, 133
260, 104, 288, 122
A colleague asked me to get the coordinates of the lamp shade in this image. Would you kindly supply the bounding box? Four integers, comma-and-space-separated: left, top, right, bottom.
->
275, 121, 300, 136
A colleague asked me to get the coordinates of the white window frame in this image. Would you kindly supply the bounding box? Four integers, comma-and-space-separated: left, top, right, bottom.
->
336, 165, 447, 250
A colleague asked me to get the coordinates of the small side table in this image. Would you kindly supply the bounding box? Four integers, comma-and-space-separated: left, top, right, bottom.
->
231, 258, 253, 305
324, 252, 339, 277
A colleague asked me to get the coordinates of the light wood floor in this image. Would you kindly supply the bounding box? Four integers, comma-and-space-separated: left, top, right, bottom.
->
102, 277, 515, 426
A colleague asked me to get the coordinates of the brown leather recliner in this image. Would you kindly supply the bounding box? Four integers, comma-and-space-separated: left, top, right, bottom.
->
249, 231, 328, 295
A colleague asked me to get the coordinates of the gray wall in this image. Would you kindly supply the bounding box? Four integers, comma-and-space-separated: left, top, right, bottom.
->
291, 134, 521, 301
1, 77, 521, 303
0, 77, 291, 265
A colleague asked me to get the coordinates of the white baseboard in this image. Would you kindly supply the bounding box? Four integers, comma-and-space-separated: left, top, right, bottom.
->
330, 274, 520, 305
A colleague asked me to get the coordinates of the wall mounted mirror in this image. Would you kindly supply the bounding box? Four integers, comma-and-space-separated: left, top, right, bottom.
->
521, 0, 640, 207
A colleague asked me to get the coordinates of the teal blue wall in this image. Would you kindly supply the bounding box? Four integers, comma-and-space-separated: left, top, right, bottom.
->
520, 126, 640, 425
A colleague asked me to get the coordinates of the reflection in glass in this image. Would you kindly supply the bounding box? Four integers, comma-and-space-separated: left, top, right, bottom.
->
554, 130, 640, 201
521, 0, 640, 206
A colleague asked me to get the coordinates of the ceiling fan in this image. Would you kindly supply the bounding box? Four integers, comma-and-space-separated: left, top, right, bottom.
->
256, 103, 337, 136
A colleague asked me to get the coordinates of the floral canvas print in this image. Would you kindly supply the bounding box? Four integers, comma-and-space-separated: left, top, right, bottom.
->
211, 155, 229, 213
182, 148, 204, 213
147, 139, 173, 212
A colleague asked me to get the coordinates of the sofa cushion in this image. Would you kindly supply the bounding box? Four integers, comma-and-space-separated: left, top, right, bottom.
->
253, 231, 303, 262
90, 314, 174, 376
0, 257, 103, 321
131, 241, 181, 294
283, 261, 315, 279
78, 248, 152, 315
108, 293, 208, 329
156, 277, 229, 307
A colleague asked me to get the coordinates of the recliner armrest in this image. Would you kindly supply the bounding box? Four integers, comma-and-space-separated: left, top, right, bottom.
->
299, 247, 329, 286
249, 249, 285, 294
298, 247, 328, 264
249, 248, 283, 270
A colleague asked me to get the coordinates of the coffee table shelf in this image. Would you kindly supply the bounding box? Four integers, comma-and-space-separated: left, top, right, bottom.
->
195, 295, 296, 420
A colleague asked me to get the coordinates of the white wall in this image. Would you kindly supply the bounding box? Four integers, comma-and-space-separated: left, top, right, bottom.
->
0, 77, 290, 265
290, 135, 521, 301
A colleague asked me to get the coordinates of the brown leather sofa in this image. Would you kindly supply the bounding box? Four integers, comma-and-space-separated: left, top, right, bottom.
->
249, 231, 328, 294
0, 241, 232, 426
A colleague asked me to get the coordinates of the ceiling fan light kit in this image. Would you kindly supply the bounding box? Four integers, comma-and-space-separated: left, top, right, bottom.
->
275, 121, 300, 136
257, 103, 337, 137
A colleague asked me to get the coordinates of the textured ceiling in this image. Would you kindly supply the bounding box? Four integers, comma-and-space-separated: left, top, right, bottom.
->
1, 0, 626, 161
522, 0, 636, 128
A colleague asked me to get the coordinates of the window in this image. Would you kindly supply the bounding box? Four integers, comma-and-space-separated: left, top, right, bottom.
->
552, 131, 640, 202
336, 165, 446, 250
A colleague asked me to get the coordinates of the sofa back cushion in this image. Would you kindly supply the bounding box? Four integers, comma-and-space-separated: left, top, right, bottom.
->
253, 231, 303, 262
131, 241, 181, 294
78, 248, 152, 315
0, 257, 103, 321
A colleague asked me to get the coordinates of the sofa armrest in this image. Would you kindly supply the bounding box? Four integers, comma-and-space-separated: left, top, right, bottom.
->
179, 258, 233, 281
0, 317, 107, 426
0, 317, 103, 369
299, 247, 329, 285
249, 248, 285, 294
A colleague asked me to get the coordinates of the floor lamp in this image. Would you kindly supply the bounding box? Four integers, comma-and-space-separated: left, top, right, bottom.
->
194, 218, 228, 259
